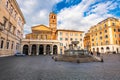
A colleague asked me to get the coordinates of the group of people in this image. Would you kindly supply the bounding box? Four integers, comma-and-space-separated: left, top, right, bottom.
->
89, 51, 101, 57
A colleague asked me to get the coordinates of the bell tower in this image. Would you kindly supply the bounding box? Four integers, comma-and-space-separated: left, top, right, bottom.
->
49, 12, 57, 30
49, 12, 57, 40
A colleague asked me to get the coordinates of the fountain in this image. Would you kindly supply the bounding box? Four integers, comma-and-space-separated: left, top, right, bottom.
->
53, 41, 103, 63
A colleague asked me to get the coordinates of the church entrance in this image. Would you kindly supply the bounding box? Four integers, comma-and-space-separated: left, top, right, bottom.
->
39, 45, 44, 55
46, 45, 50, 55
23, 45, 29, 55
31, 45, 36, 55
53, 45, 57, 55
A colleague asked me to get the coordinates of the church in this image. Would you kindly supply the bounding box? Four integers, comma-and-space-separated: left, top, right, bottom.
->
21, 12, 84, 55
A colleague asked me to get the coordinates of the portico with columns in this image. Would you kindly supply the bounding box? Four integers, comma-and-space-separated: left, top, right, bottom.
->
22, 39, 60, 55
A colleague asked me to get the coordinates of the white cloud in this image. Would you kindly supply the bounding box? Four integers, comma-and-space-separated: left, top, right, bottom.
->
17, 0, 119, 36
57, 0, 118, 32
17, 0, 62, 36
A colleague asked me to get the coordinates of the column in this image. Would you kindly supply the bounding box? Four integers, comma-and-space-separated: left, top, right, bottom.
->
57, 44, 60, 55
44, 45, 46, 55
36, 44, 39, 55
50, 44, 53, 55
29, 45, 31, 55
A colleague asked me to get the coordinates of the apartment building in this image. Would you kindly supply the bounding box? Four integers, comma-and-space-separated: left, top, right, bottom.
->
86, 17, 120, 53
57, 29, 84, 54
0, 0, 25, 56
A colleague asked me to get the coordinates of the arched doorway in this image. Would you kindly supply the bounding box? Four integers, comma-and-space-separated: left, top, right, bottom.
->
32, 45, 36, 55
93, 48, 95, 52
101, 47, 104, 53
106, 47, 110, 53
46, 45, 50, 55
23, 45, 29, 55
97, 48, 99, 52
53, 45, 57, 55
39, 45, 44, 55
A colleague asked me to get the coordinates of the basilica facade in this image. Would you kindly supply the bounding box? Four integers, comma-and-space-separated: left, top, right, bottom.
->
22, 12, 84, 55
22, 13, 60, 55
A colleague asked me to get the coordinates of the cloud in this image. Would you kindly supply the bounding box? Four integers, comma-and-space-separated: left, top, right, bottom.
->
17, 0, 119, 36
17, 0, 62, 36
57, 0, 119, 32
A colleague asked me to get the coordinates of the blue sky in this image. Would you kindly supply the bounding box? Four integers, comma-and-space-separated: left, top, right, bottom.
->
16, 0, 120, 36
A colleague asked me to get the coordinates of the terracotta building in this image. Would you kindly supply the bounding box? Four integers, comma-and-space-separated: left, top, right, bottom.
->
84, 17, 120, 53
0, 0, 25, 56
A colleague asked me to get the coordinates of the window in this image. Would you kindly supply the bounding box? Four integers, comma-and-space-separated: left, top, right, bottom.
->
105, 30, 107, 33
92, 43, 94, 46
106, 41, 109, 45
41, 35, 43, 39
114, 29, 116, 32
80, 34, 82, 37
65, 38, 68, 41
75, 38, 77, 41
104, 24, 107, 27
3, 17, 7, 27
116, 40, 117, 44
0, 39, 4, 49
105, 35, 108, 38
92, 39, 94, 41
115, 34, 116, 38
70, 38, 73, 41
59, 32, 62, 35
70, 33, 73, 36
96, 43, 98, 46
60, 43, 63, 46
100, 36, 102, 40
99, 27, 102, 30
45, 35, 47, 39
6, 41, 9, 49
112, 23, 115, 26
118, 29, 120, 32
100, 32, 102, 34
10, 6, 13, 14
101, 42, 103, 45
8, 22, 12, 32
80, 38, 82, 41
75, 33, 78, 36
96, 33, 97, 36
6, 0, 9, 8
13, 26, 16, 34
60, 38, 62, 41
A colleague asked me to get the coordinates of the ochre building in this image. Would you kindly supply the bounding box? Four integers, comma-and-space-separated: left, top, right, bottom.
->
22, 13, 84, 55
0, 0, 25, 56
84, 17, 120, 54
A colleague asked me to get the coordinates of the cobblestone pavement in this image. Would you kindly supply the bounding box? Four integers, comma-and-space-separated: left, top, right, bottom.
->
0, 54, 120, 80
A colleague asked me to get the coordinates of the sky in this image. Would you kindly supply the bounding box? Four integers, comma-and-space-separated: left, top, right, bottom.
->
16, 0, 120, 36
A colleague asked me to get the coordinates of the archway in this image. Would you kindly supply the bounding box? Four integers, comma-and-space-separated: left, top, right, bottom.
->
101, 47, 104, 53
23, 45, 29, 55
53, 45, 57, 55
32, 45, 36, 55
97, 48, 99, 52
46, 45, 50, 55
106, 47, 110, 53
39, 45, 44, 55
